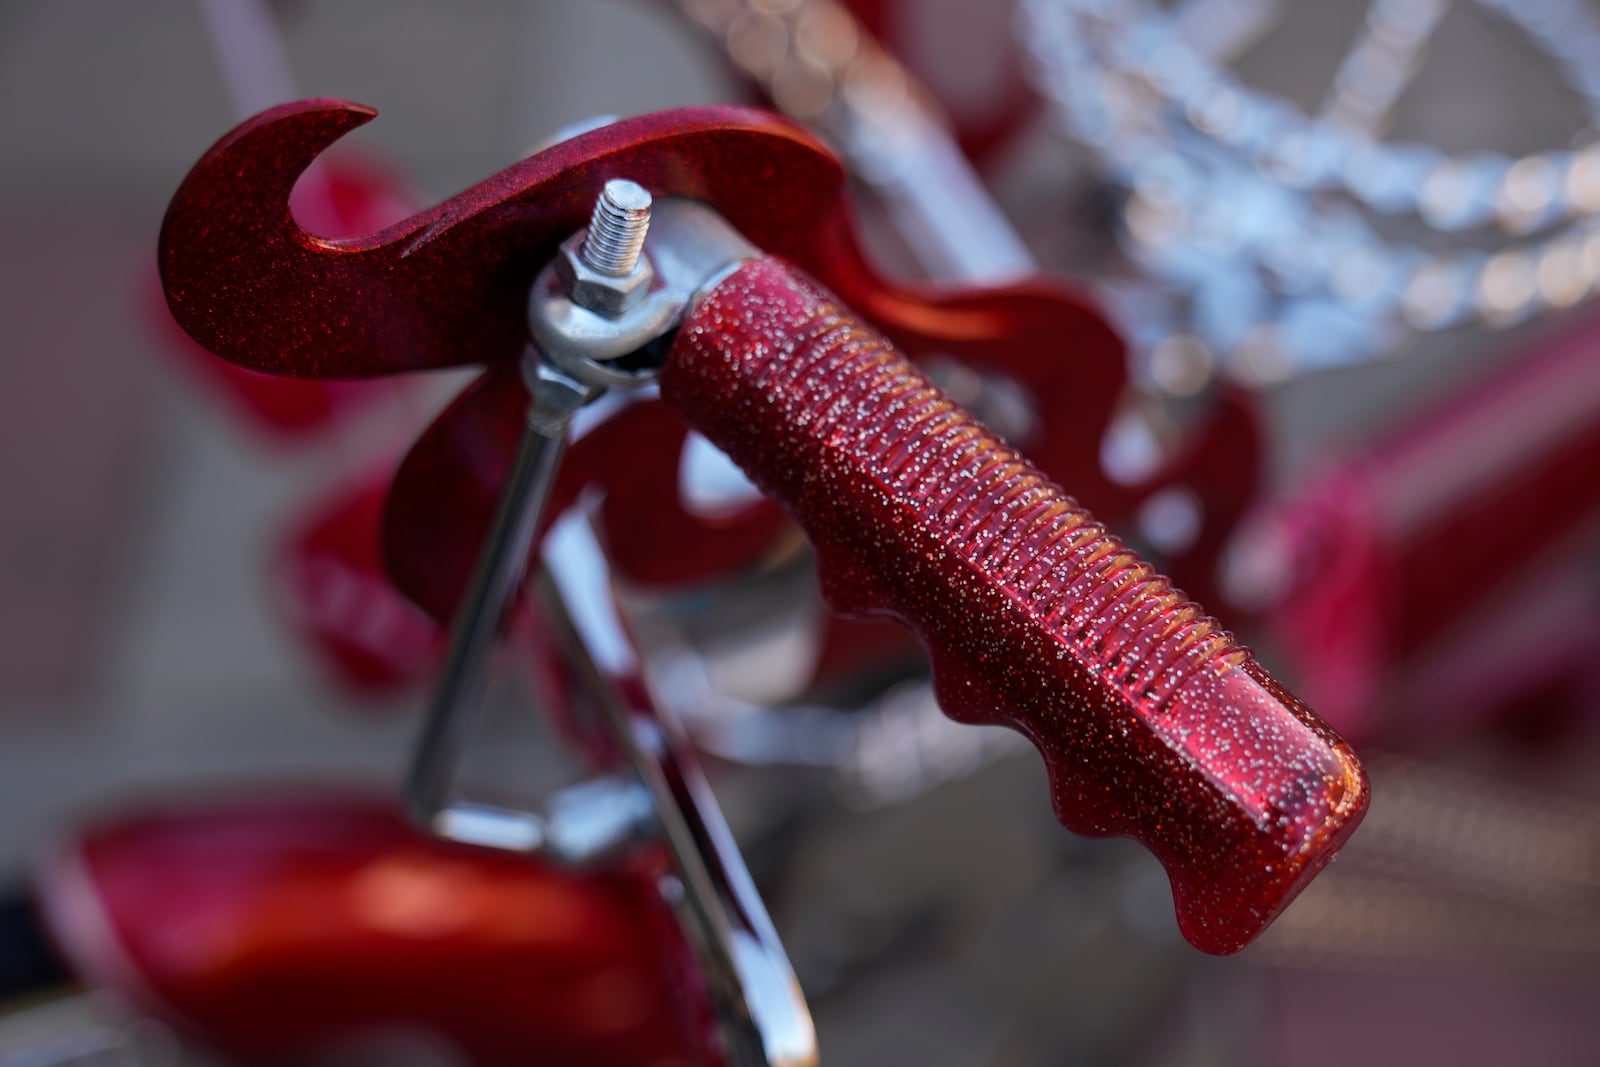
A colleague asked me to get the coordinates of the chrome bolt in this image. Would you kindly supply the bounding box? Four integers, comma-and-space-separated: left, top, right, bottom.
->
580, 179, 653, 276
553, 179, 657, 316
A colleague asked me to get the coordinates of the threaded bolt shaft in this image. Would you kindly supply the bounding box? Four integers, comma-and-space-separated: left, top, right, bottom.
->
579, 179, 652, 276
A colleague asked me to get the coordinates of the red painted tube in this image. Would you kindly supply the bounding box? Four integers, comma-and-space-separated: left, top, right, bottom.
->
1257, 310, 1600, 740
661, 257, 1368, 954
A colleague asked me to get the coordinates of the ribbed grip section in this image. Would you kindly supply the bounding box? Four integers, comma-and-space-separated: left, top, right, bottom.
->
660, 258, 1368, 954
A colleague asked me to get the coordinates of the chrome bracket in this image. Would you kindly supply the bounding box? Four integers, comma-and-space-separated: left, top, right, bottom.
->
400, 197, 809, 1066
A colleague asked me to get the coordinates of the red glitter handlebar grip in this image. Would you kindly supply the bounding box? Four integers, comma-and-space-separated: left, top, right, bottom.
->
660, 258, 1368, 954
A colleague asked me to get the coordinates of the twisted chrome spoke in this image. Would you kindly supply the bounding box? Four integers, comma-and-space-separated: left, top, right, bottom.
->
1173, 0, 1284, 63
1016, 0, 1600, 379
1321, 0, 1453, 136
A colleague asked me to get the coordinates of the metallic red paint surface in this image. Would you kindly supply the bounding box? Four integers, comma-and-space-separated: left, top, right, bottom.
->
1262, 310, 1600, 741
158, 101, 886, 379
149, 154, 413, 441
156, 100, 1258, 628
152, 102, 1326, 950
661, 259, 1368, 954
38, 794, 713, 1066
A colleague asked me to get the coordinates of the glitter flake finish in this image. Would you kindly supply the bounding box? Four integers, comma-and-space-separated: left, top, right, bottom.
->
157, 99, 1355, 954
662, 259, 1369, 955
156, 100, 1258, 620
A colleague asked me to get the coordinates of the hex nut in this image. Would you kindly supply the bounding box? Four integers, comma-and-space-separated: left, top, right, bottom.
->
554, 233, 655, 316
